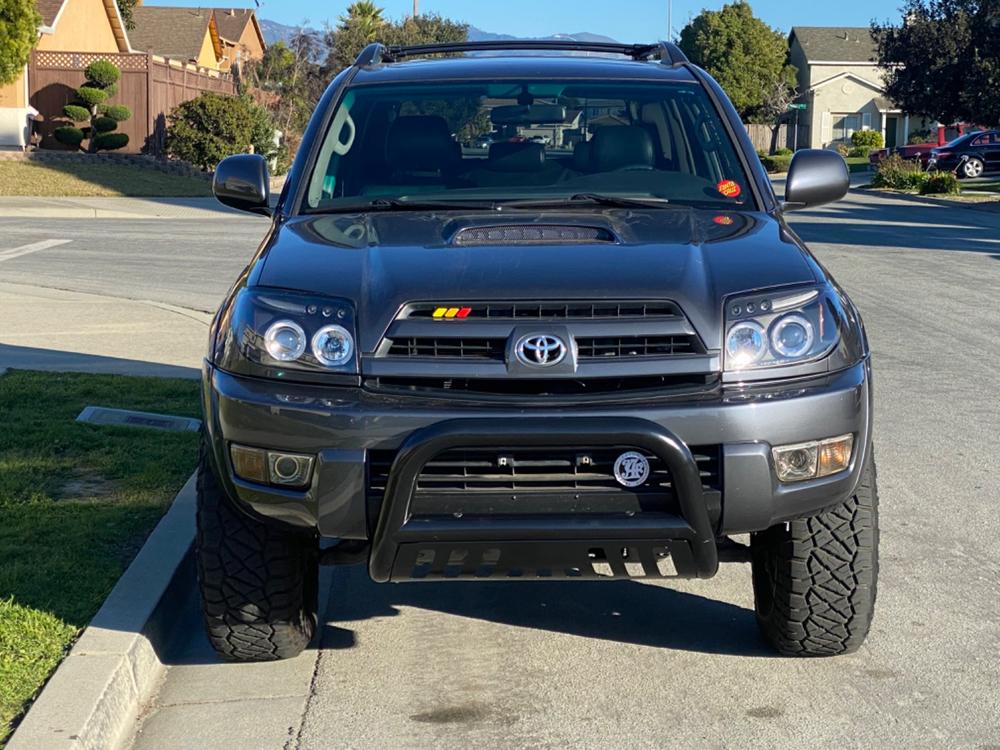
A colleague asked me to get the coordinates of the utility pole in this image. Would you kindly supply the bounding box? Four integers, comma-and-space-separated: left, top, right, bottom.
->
667, 0, 673, 41
413, 0, 418, 17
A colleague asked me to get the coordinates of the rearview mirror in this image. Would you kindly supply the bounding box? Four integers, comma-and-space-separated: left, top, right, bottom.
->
783, 149, 849, 211
491, 104, 567, 125
213, 154, 271, 216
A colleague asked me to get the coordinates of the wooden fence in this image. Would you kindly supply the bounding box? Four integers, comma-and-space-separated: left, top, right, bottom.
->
744, 122, 796, 153
29, 51, 235, 155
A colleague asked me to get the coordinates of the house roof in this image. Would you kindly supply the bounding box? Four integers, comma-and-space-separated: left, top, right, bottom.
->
35, 0, 132, 52
130, 6, 222, 63
790, 27, 878, 63
213, 8, 264, 48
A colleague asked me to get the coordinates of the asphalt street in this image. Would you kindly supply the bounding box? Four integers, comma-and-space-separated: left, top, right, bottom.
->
2, 189, 999, 748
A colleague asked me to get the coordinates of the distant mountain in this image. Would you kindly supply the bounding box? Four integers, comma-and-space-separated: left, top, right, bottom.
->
259, 19, 622, 60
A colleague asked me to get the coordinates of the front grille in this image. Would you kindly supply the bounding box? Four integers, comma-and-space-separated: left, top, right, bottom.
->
386, 337, 505, 360
383, 334, 702, 361
367, 445, 722, 516
576, 335, 702, 358
405, 301, 682, 321
366, 373, 717, 397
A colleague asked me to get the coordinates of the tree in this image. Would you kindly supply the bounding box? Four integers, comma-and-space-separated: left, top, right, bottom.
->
116, 0, 138, 31
0, 0, 41, 86
872, 0, 1000, 126
324, 6, 468, 73
246, 33, 323, 144
165, 92, 280, 171
678, 1, 796, 122
54, 59, 133, 152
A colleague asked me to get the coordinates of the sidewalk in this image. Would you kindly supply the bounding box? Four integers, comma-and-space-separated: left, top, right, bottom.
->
0, 282, 206, 378
0, 196, 240, 220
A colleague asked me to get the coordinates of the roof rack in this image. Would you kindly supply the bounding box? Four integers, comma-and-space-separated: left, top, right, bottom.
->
354, 40, 688, 67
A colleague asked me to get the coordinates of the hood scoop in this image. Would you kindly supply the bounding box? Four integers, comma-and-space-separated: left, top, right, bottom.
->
452, 224, 618, 247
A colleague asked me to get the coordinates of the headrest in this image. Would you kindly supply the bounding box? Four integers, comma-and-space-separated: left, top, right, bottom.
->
591, 126, 655, 171
572, 140, 592, 171
488, 141, 546, 172
386, 115, 457, 172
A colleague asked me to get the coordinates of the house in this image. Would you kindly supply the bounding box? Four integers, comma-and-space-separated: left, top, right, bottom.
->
129, 6, 224, 70
0, 0, 132, 148
789, 26, 925, 150
213, 8, 266, 73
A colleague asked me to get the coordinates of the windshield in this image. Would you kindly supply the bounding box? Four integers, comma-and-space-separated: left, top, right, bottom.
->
303, 79, 754, 212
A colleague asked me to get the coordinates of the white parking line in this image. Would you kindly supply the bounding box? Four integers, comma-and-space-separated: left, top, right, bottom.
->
0, 239, 72, 263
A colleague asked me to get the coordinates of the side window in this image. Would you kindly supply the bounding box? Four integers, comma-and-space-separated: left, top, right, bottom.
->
971, 135, 987, 147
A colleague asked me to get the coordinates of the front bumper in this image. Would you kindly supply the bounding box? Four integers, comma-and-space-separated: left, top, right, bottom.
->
202, 359, 873, 579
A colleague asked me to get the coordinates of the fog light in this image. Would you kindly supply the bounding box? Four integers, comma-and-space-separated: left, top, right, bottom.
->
772, 434, 854, 483
267, 452, 314, 488
231, 444, 267, 483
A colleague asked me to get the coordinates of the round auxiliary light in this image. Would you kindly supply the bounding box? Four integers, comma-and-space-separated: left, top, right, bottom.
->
726, 321, 768, 368
771, 314, 815, 359
311, 325, 354, 367
264, 320, 307, 362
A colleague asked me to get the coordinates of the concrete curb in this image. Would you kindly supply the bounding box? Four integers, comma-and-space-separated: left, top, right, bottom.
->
856, 186, 1000, 213
8, 474, 197, 750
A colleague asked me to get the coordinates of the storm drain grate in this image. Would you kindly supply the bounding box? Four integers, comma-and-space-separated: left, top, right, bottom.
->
76, 406, 201, 433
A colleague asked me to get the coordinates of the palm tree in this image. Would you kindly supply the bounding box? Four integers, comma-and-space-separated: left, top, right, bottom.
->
339, 1, 385, 42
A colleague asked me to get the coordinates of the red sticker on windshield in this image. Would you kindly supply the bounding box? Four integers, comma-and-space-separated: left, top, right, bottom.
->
717, 179, 741, 198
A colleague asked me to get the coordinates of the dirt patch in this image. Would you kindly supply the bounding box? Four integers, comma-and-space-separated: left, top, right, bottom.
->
56, 470, 118, 501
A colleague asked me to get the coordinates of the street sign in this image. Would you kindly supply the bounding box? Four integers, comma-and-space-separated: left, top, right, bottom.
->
788, 103, 808, 110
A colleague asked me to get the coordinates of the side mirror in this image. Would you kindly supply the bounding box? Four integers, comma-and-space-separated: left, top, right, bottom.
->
213, 154, 271, 216
783, 149, 849, 211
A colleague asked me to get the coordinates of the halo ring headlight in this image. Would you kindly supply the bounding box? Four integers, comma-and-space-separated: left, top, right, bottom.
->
311, 324, 354, 367
264, 320, 307, 362
726, 320, 768, 368
770, 313, 815, 359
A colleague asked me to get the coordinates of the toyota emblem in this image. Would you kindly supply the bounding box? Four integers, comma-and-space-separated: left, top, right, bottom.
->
515, 334, 568, 367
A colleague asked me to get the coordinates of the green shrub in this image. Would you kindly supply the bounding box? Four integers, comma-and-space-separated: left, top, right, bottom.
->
848, 145, 871, 158
871, 153, 926, 190
759, 154, 793, 173
774, 147, 793, 156
833, 143, 851, 157
83, 59, 120, 88
53, 126, 85, 148
76, 86, 107, 107
62, 104, 91, 123
166, 93, 278, 171
907, 128, 936, 145
920, 171, 961, 195
851, 129, 884, 151
92, 132, 129, 151
103, 104, 132, 122
92, 116, 117, 133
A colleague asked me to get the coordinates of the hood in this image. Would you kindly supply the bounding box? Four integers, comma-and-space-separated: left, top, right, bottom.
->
255, 208, 820, 353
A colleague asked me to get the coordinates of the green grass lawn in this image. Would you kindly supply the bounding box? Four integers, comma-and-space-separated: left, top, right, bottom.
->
0, 371, 201, 746
0, 161, 212, 198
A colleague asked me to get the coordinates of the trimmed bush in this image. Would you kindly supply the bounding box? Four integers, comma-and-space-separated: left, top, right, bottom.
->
848, 145, 870, 158
774, 147, 793, 156
76, 86, 108, 108
920, 172, 961, 195
83, 59, 120, 88
871, 153, 926, 190
63, 104, 91, 123
91, 132, 129, 151
760, 154, 793, 173
851, 129, 884, 152
53, 126, 85, 148
907, 128, 936, 145
166, 93, 279, 171
93, 116, 117, 133
103, 104, 132, 122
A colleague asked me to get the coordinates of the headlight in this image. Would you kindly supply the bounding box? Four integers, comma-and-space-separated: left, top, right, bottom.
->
214, 289, 359, 382
724, 286, 843, 371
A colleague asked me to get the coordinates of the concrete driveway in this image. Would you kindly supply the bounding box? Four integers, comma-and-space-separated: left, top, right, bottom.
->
3, 189, 999, 748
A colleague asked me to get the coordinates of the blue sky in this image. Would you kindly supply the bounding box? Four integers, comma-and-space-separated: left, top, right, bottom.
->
147, 0, 904, 39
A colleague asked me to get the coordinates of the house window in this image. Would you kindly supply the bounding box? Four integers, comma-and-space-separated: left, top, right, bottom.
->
832, 113, 862, 142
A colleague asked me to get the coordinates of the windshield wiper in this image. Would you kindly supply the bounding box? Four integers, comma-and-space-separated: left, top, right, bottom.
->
314, 197, 501, 213
502, 193, 672, 209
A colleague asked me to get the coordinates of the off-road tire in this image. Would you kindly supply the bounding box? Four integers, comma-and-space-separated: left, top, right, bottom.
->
196, 446, 319, 661
750, 454, 879, 657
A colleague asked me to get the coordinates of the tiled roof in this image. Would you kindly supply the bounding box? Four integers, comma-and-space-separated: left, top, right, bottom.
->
213, 8, 253, 42
35, 0, 65, 27
791, 27, 878, 63
130, 6, 216, 61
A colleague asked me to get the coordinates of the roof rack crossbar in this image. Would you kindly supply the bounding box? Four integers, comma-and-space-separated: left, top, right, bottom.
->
353, 40, 689, 66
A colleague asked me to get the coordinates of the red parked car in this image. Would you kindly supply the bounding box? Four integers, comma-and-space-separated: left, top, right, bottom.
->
868, 142, 936, 168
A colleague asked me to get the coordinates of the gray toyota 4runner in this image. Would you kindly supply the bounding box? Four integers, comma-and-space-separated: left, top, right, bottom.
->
201, 40, 877, 661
